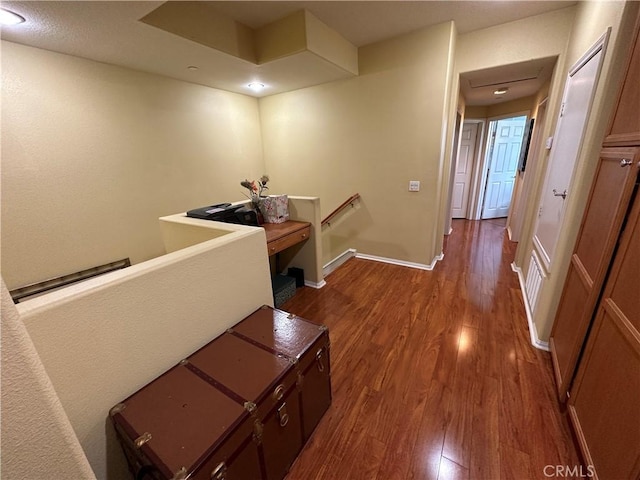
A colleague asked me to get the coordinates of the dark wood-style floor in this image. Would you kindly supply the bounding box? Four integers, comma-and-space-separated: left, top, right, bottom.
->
281, 219, 582, 480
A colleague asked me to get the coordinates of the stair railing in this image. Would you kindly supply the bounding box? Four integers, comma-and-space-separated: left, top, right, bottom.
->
321, 193, 360, 227
9, 258, 131, 302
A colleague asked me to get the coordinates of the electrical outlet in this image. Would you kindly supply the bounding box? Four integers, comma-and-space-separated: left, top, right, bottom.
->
409, 180, 420, 192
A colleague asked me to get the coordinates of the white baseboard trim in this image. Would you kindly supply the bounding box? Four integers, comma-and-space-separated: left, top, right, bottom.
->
355, 252, 444, 271
323, 248, 357, 277
322, 248, 445, 279
304, 279, 327, 289
511, 262, 550, 351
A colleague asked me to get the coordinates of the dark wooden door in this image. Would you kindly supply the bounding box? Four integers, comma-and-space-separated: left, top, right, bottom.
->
549, 147, 639, 401
604, 12, 640, 147
567, 188, 640, 480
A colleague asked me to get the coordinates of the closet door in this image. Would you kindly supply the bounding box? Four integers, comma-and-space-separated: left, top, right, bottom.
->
568, 188, 640, 480
549, 148, 639, 401
603, 12, 640, 147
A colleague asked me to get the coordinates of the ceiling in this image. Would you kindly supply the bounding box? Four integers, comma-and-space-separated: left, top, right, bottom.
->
460, 56, 558, 106
1, 1, 574, 102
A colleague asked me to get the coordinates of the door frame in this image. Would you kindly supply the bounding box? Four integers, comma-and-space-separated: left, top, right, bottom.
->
444, 111, 464, 234
454, 119, 485, 219
470, 110, 530, 220
507, 97, 549, 242
532, 29, 610, 271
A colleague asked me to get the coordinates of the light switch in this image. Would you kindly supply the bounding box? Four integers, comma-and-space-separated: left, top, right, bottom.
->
409, 180, 420, 192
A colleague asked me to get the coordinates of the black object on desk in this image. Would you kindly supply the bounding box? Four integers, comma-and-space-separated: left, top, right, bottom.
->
186, 204, 258, 226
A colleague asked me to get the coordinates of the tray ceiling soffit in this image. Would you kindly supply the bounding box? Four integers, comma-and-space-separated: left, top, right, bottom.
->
139, 2, 358, 95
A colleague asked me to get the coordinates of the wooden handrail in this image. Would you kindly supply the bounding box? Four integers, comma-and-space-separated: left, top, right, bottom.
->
321, 193, 360, 227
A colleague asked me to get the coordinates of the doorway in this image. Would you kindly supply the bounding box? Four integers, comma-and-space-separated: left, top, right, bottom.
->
480, 115, 527, 219
451, 121, 480, 219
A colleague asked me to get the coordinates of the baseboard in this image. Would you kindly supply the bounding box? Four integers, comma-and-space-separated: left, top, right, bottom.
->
506, 226, 514, 241
322, 248, 445, 278
511, 262, 550, 351
323, 248, 357, 277
433, 252, 445, 267
355, 252, 444, 271
304, 280, 327, 289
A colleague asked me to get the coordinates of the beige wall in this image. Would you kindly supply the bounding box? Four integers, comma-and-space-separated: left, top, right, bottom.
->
1, 41, 265, 290
464, 105, 488, 119
257, 8, 579, 269
2, 5, 639, 477
456, 7, 576, 73
486, 96, 534, 120
0, 7, 585, 285
16, 227, 273, 479
464, 97, 536, 121
260, 21, 456, 267
452, 2, 637, 344
282, 196, 324, 286
1, 281, 96, 480
442, 7, 576, 246
520, 0, 640, 341
440, 26, 460, 240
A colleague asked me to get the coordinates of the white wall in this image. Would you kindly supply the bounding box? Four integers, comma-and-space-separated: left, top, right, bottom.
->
1, 41, 265, 290
15, 225, 273, 480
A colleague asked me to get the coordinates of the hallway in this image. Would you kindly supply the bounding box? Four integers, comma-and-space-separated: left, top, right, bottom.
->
282, 219, 582, 479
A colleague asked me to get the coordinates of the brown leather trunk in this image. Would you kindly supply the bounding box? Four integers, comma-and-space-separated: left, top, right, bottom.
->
110, 306, 331, 480
228, 305, 332, 442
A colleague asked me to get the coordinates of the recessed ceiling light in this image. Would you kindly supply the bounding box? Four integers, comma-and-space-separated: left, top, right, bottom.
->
248, 82, 265, 92
0, 7, 25, 26
494, 88, 508, 95
187, 65, 199, 71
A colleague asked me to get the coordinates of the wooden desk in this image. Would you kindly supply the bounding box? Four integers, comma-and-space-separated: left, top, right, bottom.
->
263, 221, 311, 256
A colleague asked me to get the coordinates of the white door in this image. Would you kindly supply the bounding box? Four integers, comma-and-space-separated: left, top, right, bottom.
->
533, 31, 609, 269
481, 116, 527, 219
451, 122, 478, 218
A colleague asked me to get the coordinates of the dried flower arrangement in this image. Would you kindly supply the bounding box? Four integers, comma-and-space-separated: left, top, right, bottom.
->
240, 175, 269, 210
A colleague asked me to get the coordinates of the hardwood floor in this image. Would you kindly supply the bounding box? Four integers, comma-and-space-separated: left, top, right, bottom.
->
281, 219, 582, 480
